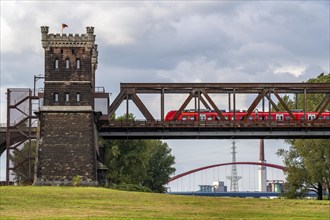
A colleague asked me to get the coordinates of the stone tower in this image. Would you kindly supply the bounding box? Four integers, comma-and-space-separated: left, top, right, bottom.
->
34, 26, 99, 185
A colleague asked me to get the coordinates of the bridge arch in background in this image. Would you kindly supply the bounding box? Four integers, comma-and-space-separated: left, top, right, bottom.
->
167, 162, 286, 183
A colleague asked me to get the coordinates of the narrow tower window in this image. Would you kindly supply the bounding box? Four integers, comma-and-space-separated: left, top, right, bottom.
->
65, 93, 70, 102
77, 59, 80, 69
54, 59, 59, 69
76, 93, 80, 102
65, 59, 70, 69
54, 93, 59, 102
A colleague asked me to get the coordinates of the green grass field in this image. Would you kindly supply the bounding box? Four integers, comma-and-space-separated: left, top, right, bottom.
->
0, 186, 329, 219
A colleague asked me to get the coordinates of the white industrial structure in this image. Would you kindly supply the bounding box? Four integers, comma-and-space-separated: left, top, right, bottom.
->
258, 139, 267, 192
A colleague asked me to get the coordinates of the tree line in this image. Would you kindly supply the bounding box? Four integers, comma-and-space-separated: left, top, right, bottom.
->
276, 73, 330, 200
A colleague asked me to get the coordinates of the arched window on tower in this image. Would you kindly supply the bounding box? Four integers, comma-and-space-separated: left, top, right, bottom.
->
65, 59, 70, 69
54, 59, 59, 69
77, 59, 80, 69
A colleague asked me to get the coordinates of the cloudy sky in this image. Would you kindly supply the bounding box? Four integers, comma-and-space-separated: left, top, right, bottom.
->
1, 1, 329, 190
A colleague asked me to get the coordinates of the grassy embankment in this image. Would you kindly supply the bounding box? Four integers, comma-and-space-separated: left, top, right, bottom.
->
0, 186, 329, 219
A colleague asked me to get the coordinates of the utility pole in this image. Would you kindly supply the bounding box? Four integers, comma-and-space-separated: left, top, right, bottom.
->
226, 141, 242, 192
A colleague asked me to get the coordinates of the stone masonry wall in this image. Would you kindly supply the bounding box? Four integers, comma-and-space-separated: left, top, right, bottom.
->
44, 47, 92, 82
43, 83, 92, 106
35, 112, 97, 185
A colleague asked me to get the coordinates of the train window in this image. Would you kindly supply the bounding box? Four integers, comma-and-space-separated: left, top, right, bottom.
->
182, 116, 188, 121
216, 116, 221, 120
308, 114, 315, 121
268, 116, 273, 120
189, 116, 195, 121
326, 116, 330, 120
285, 116, 291, 121
300, 116, 305, 121
207, 116, 213, 121
199, 114, 206, 121
225, 116, 228, 120
276, 115, 283, 121
248, 116, 253, 120
318, 116, 324, 120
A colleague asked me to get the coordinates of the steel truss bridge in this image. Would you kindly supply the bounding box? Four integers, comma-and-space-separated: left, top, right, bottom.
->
100, 83, 330, 139
1, 82, 330, 184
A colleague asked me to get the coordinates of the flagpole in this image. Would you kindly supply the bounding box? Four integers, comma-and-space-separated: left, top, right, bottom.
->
61, 24, 68, 35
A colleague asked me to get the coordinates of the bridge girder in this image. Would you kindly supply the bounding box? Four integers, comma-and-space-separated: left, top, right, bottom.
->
108, 83, 330, 121
106, 83, 330, 138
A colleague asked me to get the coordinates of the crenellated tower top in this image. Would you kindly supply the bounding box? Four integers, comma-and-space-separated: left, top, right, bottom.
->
40, 26, 98, 86
40, 26, 97, 50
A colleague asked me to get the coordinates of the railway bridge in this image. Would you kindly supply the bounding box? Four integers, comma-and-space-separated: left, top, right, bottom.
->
2, 82, 329, 184
100, 82, 330, 139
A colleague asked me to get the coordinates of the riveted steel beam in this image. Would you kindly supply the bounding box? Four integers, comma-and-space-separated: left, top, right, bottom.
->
265, 93, 280, 112
120, 83, 330, 93
108, 89, 128, 117
172, 92, 194, 121
273, 89, 297, 120
201, 89, 227, 121
315, 94, 330, 120
130, 93, 155, 121
242, 89, 268, 122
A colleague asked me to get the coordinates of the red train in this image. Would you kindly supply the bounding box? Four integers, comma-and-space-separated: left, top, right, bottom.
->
165, 109, 330, 122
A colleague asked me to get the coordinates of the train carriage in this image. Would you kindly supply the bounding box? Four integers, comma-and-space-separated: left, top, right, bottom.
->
165, 109, 330, 122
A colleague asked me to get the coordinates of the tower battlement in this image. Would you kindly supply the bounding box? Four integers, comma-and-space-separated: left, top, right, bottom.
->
41, 26, 96, 48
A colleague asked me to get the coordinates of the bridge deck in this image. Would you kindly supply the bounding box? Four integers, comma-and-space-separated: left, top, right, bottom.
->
99, 120, 330, 139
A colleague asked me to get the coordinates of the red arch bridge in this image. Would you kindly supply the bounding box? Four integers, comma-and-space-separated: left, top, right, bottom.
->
165, 161, 290, 197
167, 161, 285, 183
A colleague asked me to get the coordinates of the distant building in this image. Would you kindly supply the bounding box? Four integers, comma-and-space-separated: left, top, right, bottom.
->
213, 181, 227, 192
267, 180, 284, 193
198, 181, 228, 192
198, 185, 213, 192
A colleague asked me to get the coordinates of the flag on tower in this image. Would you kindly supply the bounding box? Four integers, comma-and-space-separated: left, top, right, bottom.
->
62, 23, 68, 29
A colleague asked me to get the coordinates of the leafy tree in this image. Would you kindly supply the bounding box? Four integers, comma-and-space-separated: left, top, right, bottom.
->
104, 139, 151, 185
103, 114, 176, 193
277, 139, 330, 200
143, 140, 176, 193
277, 73, 330, 200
